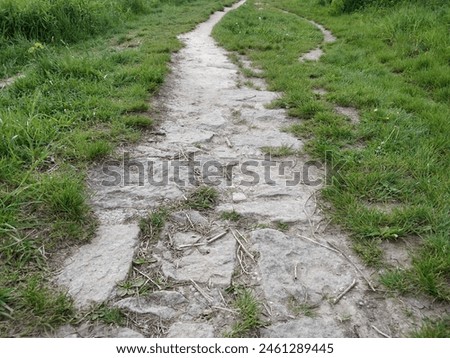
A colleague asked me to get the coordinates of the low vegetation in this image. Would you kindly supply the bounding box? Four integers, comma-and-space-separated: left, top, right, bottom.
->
225, 286, 264, 337
0, 0, 235, 337
213, 0, 450, 310
186, 186, 219, 211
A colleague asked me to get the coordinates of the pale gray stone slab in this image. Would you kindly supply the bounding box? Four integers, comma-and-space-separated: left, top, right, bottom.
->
57, 224, 139, 308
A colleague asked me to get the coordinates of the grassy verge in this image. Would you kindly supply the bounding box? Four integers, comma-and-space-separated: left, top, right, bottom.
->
213, 0, 449, 305
0, 0, 236, 337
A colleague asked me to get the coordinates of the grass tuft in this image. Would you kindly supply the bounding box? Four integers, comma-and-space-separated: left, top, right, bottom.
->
221, 210, 241, 222
225, 287, 264, 338
139, 208, 168, 243
186, 186, 219, 211
260, 144, 297, 157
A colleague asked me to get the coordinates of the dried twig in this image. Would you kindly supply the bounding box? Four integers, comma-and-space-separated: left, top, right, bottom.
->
332, 278, 357, 305
237, 248, 251, 275
297, 234, 340, 254
263, 303, 272, 317
298, 233, 376, 292
218, 290, 227, 307
212, 306, 237, 314
232, 229, 255, 262
190, 279, 213, 304
236, 95, 257, 101
134, 267, 162, 290
207, 230, 228, 244
327, 241, 376, 292
178, 243, 205, 249
371, 325, 391, 338
294, 263, 298, 280
236, 229, 248, 243
185, 213, 195, 229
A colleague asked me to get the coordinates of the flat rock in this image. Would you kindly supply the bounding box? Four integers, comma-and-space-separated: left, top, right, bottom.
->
115, 327, 145, 338
159, 232, 235, 286
170, 210, 209, 228
167, 322, 215, 338
261, 317, 345, 338
115, 291, 188, 320
172, 232, 203, 247
232, 192, 247, 203
232, 131, 301, 150
57, 224, 140, 308
162, 123, 215, 144
55, 324, 144, 338
251, 229, 353, 317
217, 200, 310, 224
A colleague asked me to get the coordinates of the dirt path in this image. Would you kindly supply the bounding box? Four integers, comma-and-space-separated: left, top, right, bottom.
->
56, 1, 431, 338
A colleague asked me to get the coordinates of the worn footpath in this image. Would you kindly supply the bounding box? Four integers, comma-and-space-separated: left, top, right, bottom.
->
55, 1, 436, 338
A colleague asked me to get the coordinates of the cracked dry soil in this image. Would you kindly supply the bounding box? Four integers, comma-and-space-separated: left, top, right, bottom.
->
55, 1, 444, 338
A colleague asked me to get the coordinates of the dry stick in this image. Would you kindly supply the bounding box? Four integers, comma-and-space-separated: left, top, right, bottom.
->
237, 248, 250, 275
178, 243, 205, 249
327, 241, 376, 292
236, 95, 257, 102
297, 234, 340, 254
298, 234, 376, 291
263, 303, 272, 317
231, 229, 255, 262
333, 278, 357, 305
303, 191, 318, 237
212, 306, 237, 314
190, 279, 214, 304
316, 218, 332, 235
294, 263, 298, 280
134, 267, 162, 290
371, 325, 391, 338
207, 230, 228, 244
179, 147, 189, 161
185, 213, 195, 229
236, 229, 248, 243
218, 290, 227, 307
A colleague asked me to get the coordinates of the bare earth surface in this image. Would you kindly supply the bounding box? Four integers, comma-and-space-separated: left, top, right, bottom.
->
55, 1, 445, 338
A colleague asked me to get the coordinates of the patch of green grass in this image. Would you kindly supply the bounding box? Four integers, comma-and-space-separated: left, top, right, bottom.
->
276, 221, 289, 232
225, 287, 264, 338
0, 274, 75, 337
380, 269, 414, 295
261, 144, 297, 157
89, 304, 125, 326
139, 207, 168, 243
221, 210, 241, 222
123, 115, 154, 129
411, 316, 450, 338
213, 0, 450, 302
288, 296, 318, 318
0, 0, 237, 337
352, 239, 383, 267
186, 186, 219, 211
